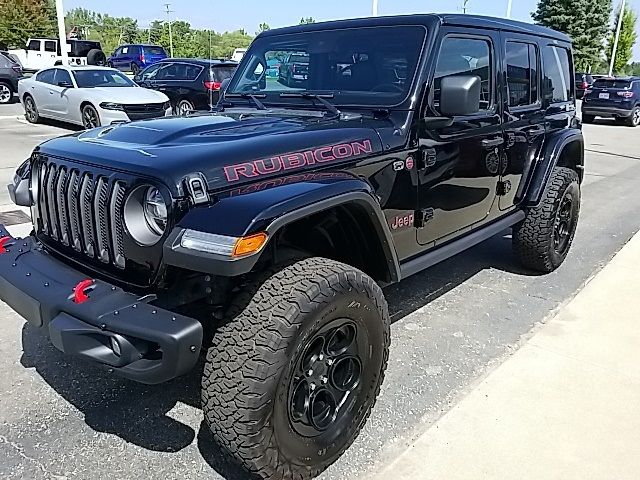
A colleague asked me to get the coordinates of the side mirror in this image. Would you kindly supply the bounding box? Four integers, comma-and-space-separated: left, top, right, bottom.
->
57, 81, 73, 88
439, 75, 481, 117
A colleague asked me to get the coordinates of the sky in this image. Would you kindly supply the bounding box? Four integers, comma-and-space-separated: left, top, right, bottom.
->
62, 0, 640, 60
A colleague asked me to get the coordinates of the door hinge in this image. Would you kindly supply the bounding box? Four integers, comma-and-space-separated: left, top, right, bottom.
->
415, 207, 434, 227
419, 148, 437, 170
497, 180, 512, 196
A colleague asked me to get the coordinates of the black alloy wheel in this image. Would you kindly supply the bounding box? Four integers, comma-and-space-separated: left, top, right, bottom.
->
552, 192, 576, 256
81, 104, 101, 129
24, 95, 39, 123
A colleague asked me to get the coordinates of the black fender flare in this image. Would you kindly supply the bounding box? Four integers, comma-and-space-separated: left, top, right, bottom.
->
163, 174, 400, 282
523, 129, 584, 207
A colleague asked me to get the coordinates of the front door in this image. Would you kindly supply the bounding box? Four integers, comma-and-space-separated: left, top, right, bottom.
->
499, 34, 545, 211
417, 29, 502, 246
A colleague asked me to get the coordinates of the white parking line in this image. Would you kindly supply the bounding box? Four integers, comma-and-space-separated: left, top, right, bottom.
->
0, 115, 22, 120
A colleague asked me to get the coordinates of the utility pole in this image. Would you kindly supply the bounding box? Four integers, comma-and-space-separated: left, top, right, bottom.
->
55, 0, 68, 65
462, 0, 470, 14
506, 0, 513, 18
372, 0, 378, 17
164, 3, 174, 58
609, 0, 626, 76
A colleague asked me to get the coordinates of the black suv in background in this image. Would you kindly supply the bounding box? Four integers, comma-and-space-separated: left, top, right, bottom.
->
575, 72, 594, 98
0, 51, 22, 104
134, 58, 237, 114
3, 15, 583, 480
582, 76, 640, 126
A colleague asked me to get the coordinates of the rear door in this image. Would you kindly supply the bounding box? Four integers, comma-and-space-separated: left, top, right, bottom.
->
111, 47, 123, 69
32, 69, 56, 114
43, 40, 58, 67
499, 34, 545, 211
417, 29, 502, 246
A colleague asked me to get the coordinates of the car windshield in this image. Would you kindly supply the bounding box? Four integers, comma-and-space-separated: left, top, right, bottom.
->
227, 25, 427, 107
593, 79, 631, 89
73, 69, 135, 88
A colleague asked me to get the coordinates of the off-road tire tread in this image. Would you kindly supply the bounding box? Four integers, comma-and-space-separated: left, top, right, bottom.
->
201, 257, 390, 480
513, 167, 579, 273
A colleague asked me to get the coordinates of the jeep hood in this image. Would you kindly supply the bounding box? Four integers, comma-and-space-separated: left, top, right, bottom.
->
35, 113, 386, 196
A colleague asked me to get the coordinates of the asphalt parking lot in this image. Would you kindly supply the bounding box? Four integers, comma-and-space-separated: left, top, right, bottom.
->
1, 101, 640, 480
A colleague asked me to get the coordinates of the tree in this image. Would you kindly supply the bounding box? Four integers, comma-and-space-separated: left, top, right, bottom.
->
256, 22, 270, 35
532, 0, 612, 71
606, 4, 637, 75
0, 0, 57, 48
299, 17, 316, 24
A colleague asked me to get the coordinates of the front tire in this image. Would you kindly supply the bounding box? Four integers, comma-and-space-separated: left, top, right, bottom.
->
131, 63, 140, 76
23, 95, 39, 123
202, 257, 390, 480
81, 104, 101, 129
513, 167, 580, 273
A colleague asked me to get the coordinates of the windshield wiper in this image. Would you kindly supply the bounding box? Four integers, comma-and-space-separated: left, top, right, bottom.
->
224, 92, 267, 110
279, 92, 341, 117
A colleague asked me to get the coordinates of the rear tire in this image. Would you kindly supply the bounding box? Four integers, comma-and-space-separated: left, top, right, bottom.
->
131, 63, 140, 76
202, 257, 390, 480
624, 106, 640, 127
581, 114, 595, 124
23, 95, 39, 123
0, 82, 13, 104
176, 98, 195, 115
513, 167, 580, 273
87, 49, 106, 66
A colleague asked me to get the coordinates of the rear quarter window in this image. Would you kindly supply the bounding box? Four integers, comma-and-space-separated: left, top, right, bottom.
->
542, 45, 573, 103
144, 47, 166, 56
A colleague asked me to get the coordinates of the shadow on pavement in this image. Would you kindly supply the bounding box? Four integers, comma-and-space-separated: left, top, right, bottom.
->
18, 230, 534, 478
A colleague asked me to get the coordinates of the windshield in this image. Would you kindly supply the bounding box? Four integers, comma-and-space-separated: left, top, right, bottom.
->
593, 79, 631, 89
227, 25, 426, 107
73, 69, 135, 88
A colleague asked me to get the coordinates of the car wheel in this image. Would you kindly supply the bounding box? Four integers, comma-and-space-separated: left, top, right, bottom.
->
131, 63, 140, 76
107, 61, 114, 68
581, 114, 595, 124
513, 166, 580, 273
625, 106, 640, 127
23, 95, 39, 123
81, 104, 101, 129
177, 99, 195, 115
202, 257, 390, 480
0, 82, 13, 104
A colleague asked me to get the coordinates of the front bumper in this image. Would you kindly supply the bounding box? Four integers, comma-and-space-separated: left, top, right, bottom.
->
581, 105, 634, 118
0, 226, 202, 384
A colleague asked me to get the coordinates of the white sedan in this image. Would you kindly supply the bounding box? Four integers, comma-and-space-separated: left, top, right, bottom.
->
18, 66, 171, 129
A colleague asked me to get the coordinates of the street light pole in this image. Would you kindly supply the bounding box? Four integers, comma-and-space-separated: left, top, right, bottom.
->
55, 0, 68, 65
372, 0, 378, 17
609, 0, 626, 76
164, 3, 174, 58
506, 0, 513, 18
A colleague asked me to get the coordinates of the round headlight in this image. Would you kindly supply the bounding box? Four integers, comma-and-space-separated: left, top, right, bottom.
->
144, 187, 167, 235
124, 185, 169, 246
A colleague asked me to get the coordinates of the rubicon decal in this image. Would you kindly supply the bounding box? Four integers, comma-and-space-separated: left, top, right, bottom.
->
224, 139, 373, 182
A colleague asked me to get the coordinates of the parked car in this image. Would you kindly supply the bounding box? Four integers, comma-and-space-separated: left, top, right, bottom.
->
8, 38, 105, 73
231, 47, 247, 62
3, 14, 582, 480
0, 51, 23, 104
134, 58, 237, 114
107, 44, 167, 75
278, 52, 309, 86
575, 72, 594, 98
581, 76, 640, 126
18, 66, 170, 128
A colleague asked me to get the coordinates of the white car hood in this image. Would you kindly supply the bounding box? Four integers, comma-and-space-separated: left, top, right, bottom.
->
88, 86, 167, 104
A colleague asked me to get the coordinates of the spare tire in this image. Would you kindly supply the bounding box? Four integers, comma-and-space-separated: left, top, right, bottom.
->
87, 49, 106, 66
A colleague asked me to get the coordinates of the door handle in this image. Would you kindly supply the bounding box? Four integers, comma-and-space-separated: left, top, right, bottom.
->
482, 137, 504, 149
524, 126, 545, 136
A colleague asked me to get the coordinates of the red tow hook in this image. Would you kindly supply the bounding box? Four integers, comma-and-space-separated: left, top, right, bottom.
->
0, 236, 12, 254
73, 279, 95, 304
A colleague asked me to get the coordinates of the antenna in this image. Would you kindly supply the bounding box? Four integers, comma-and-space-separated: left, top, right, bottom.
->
163, 3, 174, 57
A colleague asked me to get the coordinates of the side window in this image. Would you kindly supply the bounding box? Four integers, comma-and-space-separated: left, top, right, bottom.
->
36, 69, 55, 85
433, 36, 493, 112
122, 47, 129, 55
505, 41, 539, 108
542, 45, 573, 103
27, 40, 41, 51
140, 63, 162, 80
113, 47, 122, 56
44, 41, 57, 53
54, 69, 73, 86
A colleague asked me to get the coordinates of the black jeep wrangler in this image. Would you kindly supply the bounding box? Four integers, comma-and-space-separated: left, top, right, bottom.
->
1, 14, 582, 480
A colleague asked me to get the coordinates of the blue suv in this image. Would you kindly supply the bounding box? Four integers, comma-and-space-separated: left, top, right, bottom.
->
107, 44, 167, 75
582, 76, 640, 127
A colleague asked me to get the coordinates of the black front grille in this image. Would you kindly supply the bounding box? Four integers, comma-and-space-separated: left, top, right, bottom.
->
123, 103, 166, 113
32, 160, 127, 269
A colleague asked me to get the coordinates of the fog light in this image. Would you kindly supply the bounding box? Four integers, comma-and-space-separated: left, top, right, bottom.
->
110, 336, 121, 357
